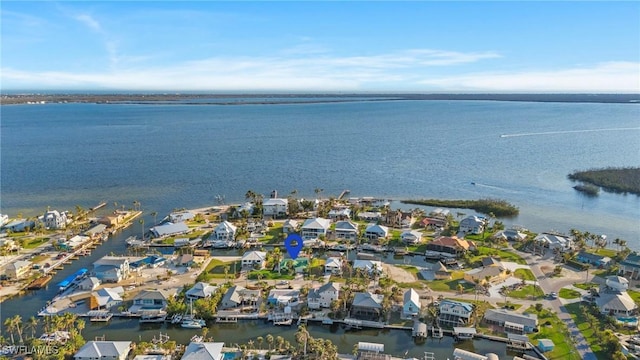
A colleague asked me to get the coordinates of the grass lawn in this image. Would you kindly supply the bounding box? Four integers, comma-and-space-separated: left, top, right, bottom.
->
526, 305, 578, 360
247, 269, 294, 280
397, 265, 420, 278
406, 244, 429, 253
506, 284, 544, 300
200, 258, 242, 279
428, 271, 475, 292
573, 282, 597, 291
468, 246, 527, 265
559, 288, 581, 300
261, 223, 284, 244
591, 248, 617, 258
513, 268, 536, 281
628, 290, 640, 305
23, 237, 49, 249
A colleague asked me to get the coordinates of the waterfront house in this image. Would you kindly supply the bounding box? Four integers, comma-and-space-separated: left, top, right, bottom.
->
483, 308, 538, 334
57, 235, 89, 251
134, 356, 169, 360
219, 285, 260, 310
576, 251, 612, 268
328, 208, 351, 221
402, 289, 421, 318
78, 276, 101, 291
619, 252, 640, 280
186, 282, 218, 301
533, 233, 573, 252
334, 220, 359, 241
181, 342, 224, 360
129, 289, 170, 314
429, 261, 452, 280
384, 209, 415, 228
459, 216, 485, 235
324, 257, 343, 275
90, 287, 124, 310
43, 209, 68, 230
421, 217, 447, 231
2, 219, 35, 232
351, 292, 384, 321
493, 228, 527, 242
426, 236, 476, 258
282, 219, 299, 234
363, 223, 389, 241
353, 259, 383, 276
401, 230, 423, 245
211, 221, 237, 241
131, 255, 166, 269
169, 210, 195, 223
193, 249, 209, 263
93, 256, 130, 283
357, 211, 382, 222
301, 218, 331, 241
263, 198, 289, 219
267, 289, 300, 307
84, 224, 108, 240
150, 222, 190, 238
5, 260, 31, 280
438, 300, 474, 327
241, 251, 267, 269
464, 265, 508, 286
97, 212, 127, 228
308, 282, 340, 310
74, 341, 131, 360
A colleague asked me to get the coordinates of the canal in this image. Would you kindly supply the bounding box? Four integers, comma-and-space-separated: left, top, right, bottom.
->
0, 228, 537, 359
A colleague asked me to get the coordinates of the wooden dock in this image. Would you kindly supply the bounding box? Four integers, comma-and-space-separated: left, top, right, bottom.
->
27, 275, 52, 290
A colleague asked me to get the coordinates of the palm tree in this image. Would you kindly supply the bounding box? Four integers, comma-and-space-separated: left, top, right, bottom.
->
256, 336, 264, 350
266, 334, 274, 351
150, 211, 158, 226
4, 317, 15, 344
26, 316, 39, 340
276, 336, 285, 351
76, 318, 85, 337
201, 327, 209, 340
12, 315, 24, 343
295, 325, 310, 356
139, 219, 145, 240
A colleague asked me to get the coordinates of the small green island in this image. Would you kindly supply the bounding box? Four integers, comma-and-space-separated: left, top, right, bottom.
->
568, 167, 640, 195
401, 198, 519, 217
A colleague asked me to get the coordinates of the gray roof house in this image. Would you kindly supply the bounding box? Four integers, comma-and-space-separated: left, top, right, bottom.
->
150, 222, 190, 238
74, 341, 131, 360
483, 309, 538, 334
402, 288, 421, 318
308, 282, 340, 310
186, 282, 218, 301
334, 220, 358, 241
619, 252, 640, 280
351, 292, 384, 321
181, 342, 224, 360
301, 218, 331, 241
220, 286, 260, 310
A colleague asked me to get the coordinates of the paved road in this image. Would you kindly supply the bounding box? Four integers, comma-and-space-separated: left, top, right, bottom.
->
514, 249, 598, 360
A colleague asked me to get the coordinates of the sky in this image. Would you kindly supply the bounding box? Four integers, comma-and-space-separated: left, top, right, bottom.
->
1, 1, 639, 92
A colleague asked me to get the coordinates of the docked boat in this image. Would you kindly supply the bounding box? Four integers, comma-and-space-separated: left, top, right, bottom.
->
140, 312, 167, 323
190, 335, 204, 342
181, 319, 202, 329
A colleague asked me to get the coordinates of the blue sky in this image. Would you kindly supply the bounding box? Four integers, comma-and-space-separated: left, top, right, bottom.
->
1, 1, 639, 92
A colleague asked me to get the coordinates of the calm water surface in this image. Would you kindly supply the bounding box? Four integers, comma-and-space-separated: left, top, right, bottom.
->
2, 99, 638, 244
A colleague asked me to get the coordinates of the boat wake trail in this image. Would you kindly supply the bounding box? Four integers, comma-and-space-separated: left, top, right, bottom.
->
500, 127, 640, 138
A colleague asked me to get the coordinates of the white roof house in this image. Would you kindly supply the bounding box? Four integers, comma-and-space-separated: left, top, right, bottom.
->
324, 257, 343, 274
596, 291, 637, 316
212, 221, 237, 241
403, 288, 421, 318
353, 259, 383, 275
301, 218, 331, 240
186, 282, 218, 300
263, 198, 288, 218
181, 342, 224, 360
241, 251, 267, 269
401, 230, 423, 244
606, 275, 630, 292
459, 216, 485, 235
534, 233, 573, 251
364, 223, 389, 240
150, 222, 190, 238
74, 341, 131, 360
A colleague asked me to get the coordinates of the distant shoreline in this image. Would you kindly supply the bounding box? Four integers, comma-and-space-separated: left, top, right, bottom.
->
2, 92, 640, 105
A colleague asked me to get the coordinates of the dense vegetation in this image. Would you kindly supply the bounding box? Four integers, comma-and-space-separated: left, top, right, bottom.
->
568, 167, 640, 195
573, 184, 600, 196
401, 198, 519, 217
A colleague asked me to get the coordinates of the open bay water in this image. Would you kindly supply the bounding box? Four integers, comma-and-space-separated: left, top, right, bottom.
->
0, 97, 638, 358
2, 99, 639, 246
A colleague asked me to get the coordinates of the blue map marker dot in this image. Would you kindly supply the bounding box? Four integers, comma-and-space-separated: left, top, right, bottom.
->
284, 233, 304, 259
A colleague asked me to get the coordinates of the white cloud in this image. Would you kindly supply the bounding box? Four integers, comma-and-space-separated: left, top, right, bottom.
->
419, 62, 640, 92
74, 14, 102, 33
